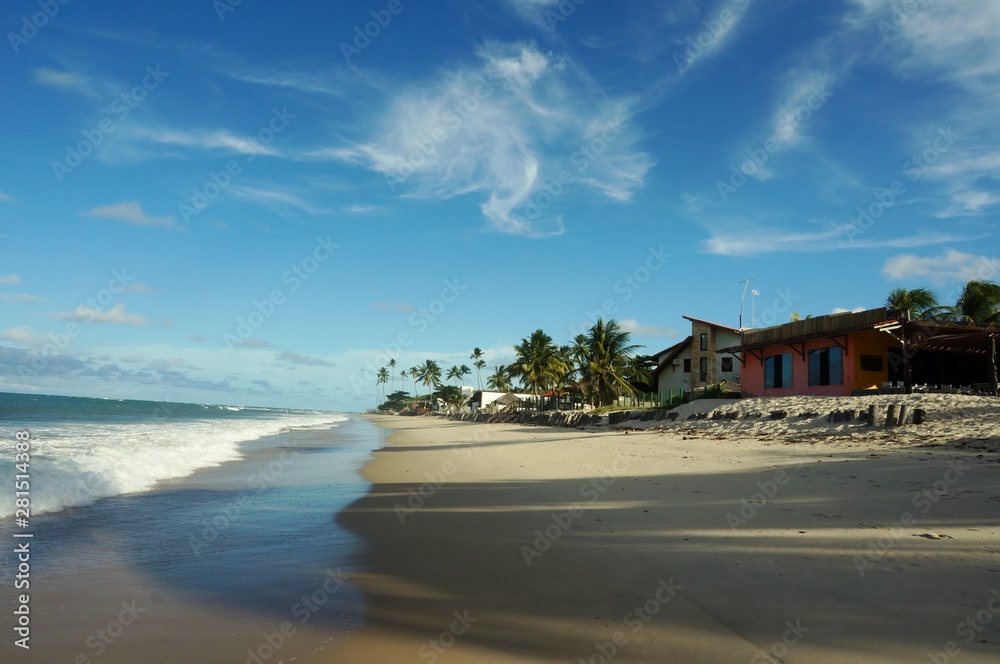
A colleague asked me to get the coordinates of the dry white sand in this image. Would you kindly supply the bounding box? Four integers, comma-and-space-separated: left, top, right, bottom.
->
624, 394, 1000, 452
334, 413, 1000, 663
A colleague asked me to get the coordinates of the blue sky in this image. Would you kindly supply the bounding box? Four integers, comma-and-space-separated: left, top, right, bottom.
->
1, 0, 998, 411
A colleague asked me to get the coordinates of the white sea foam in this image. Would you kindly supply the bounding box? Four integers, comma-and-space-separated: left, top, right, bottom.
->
2, 412, 347, 518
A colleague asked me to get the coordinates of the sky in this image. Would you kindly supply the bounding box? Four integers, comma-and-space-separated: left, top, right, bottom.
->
1, 0, 998, 411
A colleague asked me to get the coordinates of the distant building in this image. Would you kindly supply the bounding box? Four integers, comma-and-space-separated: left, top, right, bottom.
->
468, 390, 534, 411
719, 307, 999, 397
651, 316, 742, 395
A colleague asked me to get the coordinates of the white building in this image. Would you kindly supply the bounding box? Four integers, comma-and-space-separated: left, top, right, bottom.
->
651, 315, 742, 396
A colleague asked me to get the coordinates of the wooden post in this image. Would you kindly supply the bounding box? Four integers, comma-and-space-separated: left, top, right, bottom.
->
866, 404, 876, 427
902, 310, 913, 395
885, 404, 897, 427
991, 335, 998, 397
897, 404, 909, 426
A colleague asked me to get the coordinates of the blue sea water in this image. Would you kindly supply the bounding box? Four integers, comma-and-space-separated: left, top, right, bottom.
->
0, 391, 348, 518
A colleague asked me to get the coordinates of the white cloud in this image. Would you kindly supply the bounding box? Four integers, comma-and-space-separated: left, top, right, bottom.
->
119, 126, 283, 158
1, 327, 43, 346
277, 351, 336, 367
0, 274, 20, 285
56, 303, 149, 326
850, 1, 1000, 216
228, 186, 324, 214
882, 249, 1000, 284
831, 306, 866, 314
0, 192, 12, 202
83, 201, 177, 228
126, 282, 153, 293
0, 293, 44, 302
701, 224, 970, 256
32, 68, 100, 100
619, 319, 679, 338
327, 41, 653, 236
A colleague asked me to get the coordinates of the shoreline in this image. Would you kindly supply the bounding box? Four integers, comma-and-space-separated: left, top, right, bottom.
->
331, 413, 1000, 663
1, 417, 377, 663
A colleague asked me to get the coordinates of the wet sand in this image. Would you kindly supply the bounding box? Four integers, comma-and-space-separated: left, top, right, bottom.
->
1, 417, 378, 663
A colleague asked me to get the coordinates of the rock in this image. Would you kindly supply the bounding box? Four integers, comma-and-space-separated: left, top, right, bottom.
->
770, 411, 788, 420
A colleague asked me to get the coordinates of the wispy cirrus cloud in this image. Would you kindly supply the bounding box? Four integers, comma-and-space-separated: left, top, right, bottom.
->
326, 41, 653, 237
0, 274, 20, 285
54, 303, 149, 326
702, 224, 974, 256
0, 293, 44, 303
849, 0, 1000, 217
83, 201, 177, 229
228, 185, 326, 215
0, 191, 13, 202
31, 68, 102, 101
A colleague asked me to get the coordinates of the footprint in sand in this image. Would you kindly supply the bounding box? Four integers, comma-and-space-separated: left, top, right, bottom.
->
914, 533, 954, 540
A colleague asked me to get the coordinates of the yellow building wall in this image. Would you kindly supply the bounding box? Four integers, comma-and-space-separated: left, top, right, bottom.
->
852, 330, 894, 390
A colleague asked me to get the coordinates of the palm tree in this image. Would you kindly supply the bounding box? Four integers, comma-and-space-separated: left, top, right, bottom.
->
446, 365, 462, 386
458, 364, 471, 387
886, 287, 942, 320
409, 365, 421, 398
487, 365, 512, 392
388, 358, 397, 394
955, 280, 1000, 324
577, 318, 643, 408
376, 367, 389, 406
469, 347, 486, 389
509, 329, 568, 406
417, 359, 442, 397
471, 348, 486, 390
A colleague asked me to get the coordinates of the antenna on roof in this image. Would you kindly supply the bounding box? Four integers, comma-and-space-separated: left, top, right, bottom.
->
738, 278, 756, 332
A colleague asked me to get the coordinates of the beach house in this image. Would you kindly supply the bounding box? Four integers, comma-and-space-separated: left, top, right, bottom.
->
651, 316, 742, 396
720, 307, 999, 397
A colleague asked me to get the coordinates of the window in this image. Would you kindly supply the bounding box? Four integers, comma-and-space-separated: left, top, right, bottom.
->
699, 357, 708, 383
808, 347, 843, 386
683, 359, 691, 373
700, 333, 708, 350
721, 356, 733, 373
764, 353, 792, 389
860, 354, 883, 372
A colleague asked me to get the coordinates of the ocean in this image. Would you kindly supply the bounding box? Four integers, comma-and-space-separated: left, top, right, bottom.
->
0, 392, 379, 662
0, 391, 348, 518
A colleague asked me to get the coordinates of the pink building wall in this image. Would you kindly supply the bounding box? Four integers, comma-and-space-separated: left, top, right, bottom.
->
742, 336, 856, 397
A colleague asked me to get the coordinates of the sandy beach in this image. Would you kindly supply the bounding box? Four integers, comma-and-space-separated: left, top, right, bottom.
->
336, 412, 1000, 663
